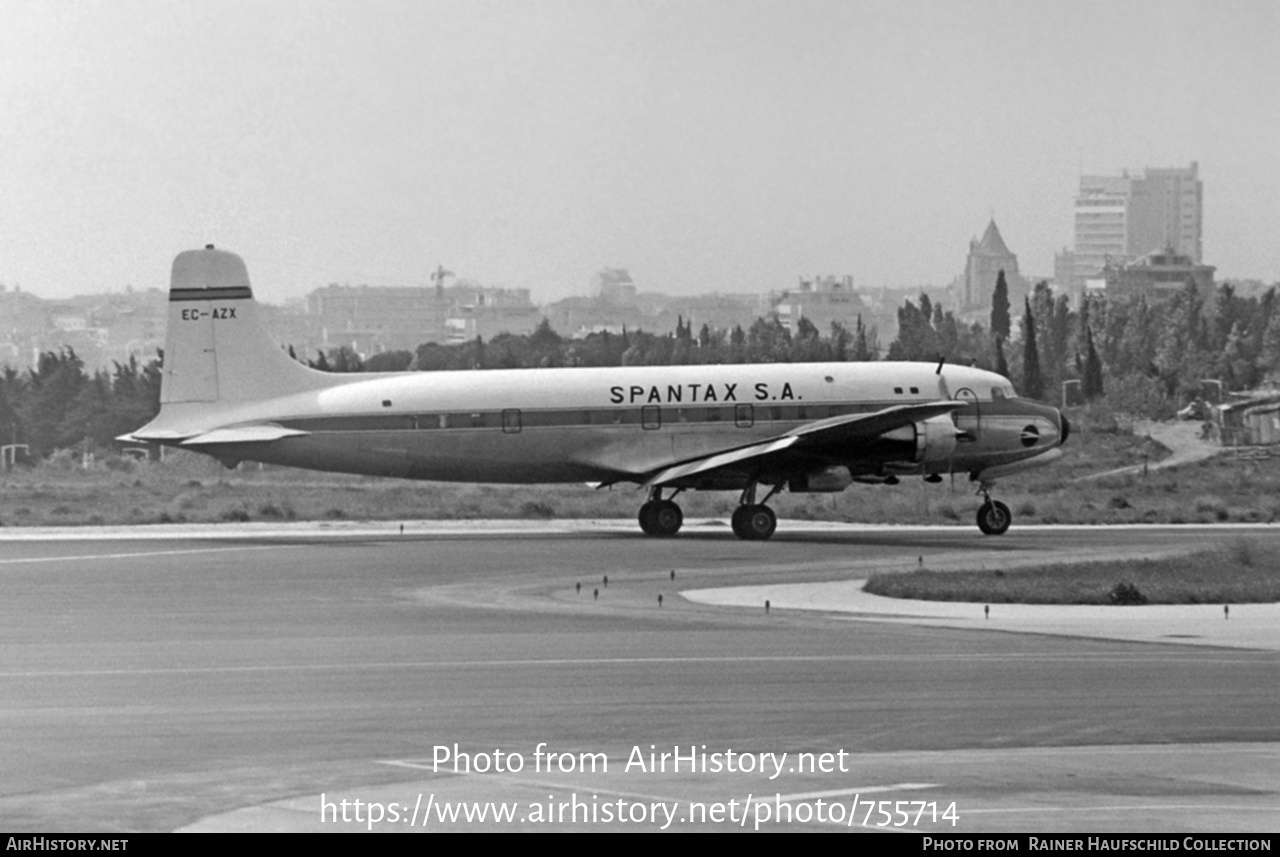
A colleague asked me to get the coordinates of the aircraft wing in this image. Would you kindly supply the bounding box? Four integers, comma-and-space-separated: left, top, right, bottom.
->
644, 400, 964, 488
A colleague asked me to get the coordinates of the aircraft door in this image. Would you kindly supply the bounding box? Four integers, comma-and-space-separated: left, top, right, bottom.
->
954, 387, 980, 441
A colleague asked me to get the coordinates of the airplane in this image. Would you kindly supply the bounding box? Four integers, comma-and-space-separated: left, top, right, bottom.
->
123, 246, 1069, 540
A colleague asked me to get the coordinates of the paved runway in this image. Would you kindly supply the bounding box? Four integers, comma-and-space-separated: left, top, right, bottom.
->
1, 521, 1277, 832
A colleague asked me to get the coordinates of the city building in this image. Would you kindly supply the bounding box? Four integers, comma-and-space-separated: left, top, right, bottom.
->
772, 275, 868, 335
0, 285, 166, 370
1102, 247, 1215, 304
304, 281, 539, 355
1063, 162, 1203, 296
960, 219, 1027, 313
592, 268, 637, 303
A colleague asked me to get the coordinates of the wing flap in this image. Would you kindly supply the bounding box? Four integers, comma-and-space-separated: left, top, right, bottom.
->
644, 436, 799, 487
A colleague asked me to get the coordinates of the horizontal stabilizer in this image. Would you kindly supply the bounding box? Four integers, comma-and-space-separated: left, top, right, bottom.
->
116, 428, 199, 444
179, 425, 310, 446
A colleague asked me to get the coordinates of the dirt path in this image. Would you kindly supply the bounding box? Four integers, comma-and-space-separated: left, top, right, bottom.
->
1081, 419, 1222, 481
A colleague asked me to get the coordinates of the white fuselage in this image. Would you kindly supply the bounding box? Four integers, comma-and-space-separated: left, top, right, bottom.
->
166, 361, 1063, 485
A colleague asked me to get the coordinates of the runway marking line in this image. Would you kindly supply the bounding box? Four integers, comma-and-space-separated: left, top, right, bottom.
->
0, 545, 294, 565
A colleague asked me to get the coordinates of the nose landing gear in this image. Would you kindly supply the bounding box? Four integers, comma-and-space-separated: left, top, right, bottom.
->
975, 482, 1011, 535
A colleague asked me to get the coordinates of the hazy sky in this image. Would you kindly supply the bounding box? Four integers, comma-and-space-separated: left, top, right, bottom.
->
2, 0, 1277, 303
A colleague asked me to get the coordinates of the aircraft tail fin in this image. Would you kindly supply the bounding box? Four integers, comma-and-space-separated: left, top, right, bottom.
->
161, 246, 338, 405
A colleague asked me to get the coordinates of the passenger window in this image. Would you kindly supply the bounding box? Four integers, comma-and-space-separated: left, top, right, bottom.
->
991, 387, 1006, 400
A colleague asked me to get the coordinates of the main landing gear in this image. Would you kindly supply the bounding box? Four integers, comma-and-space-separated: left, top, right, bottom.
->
638, 488, 683, 537
731, 482, 780, 541
975, 483, 1011, 536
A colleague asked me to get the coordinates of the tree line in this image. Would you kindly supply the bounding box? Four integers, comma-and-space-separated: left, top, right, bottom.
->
0, 352, 161, 460
4, 272, 1278, 459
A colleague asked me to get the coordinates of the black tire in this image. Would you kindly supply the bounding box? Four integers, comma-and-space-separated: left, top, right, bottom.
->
976, 500, 1011, 536
638, 501, 658, 535
652, 500, 683, 536
734, 504, 776, 541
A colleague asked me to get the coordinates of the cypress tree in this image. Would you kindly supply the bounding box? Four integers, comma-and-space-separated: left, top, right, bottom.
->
1022, 297, 1044, 400
1083, 326, 1104, 400
991, 269, 1011, 342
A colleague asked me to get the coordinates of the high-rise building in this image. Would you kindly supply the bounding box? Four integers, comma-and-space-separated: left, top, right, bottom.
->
1066, 162, 1203, 295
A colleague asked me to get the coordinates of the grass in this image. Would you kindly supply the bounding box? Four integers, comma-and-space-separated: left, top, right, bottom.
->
863, 539, 1280, 605
1, 408, 1278, 529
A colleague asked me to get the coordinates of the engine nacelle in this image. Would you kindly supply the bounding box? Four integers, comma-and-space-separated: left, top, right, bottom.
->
916, 414, 958, 469
877, 415, 958, 471
788, 465, 854, 493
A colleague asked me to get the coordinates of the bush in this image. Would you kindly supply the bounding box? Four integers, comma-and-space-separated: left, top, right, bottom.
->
1109, 582, 1148, 605
44, 449, 81, 472
1226, 538, 1261, 567
257, 502, 295, 519
1193, 495, 1230, 520
103, 456, 135, 473
219, 507, 250, 522
1100, 375, 1177, 421
520, 500, 556, 518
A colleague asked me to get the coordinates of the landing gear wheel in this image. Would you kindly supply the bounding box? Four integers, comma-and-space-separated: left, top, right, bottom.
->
639, 500, 683, 536
651, 500, 683, 536
732, 504, 777, 541
638, 501, 658, 535
976, 500, 1011, 536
